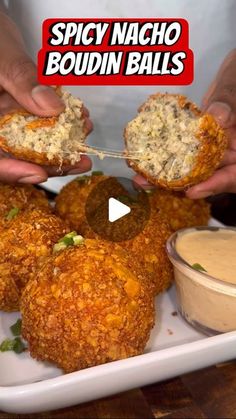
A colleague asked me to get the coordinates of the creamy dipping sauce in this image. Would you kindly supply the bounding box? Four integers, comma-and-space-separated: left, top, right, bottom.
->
176, 230, 236, 284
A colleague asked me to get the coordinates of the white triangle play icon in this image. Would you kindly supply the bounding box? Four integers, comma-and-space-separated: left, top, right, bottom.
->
108, 197, 131, 223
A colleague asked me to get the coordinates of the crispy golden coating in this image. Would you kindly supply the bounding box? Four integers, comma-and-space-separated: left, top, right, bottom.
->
0, 183, 51, 232
120, 211, 173, 295
81, 207, 173, 295
125, 94, 227, 190
149, 189, 210, 231
55, 174, 125, 231
0, 263, 20, 311
21, 239, 155, 373
0, 209, 68, 311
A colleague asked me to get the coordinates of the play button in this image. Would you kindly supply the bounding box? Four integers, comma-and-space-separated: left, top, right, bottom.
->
108, 197, 131, 222
84, 177, 150, 242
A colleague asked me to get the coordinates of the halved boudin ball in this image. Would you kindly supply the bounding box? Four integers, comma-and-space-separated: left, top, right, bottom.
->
21, 239, 155, 372
0, 90, 89, 166
124, 93, 227, 190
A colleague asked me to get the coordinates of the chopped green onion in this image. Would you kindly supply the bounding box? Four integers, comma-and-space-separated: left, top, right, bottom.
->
10, 319, 22, 336
92, 171, 103, 176
0, 337, 26, 354
60, 231, 77, 239
6, 207, 20, 221
53, 242, 67, 253
145, 189, 154, 195
77, 175, 89, 184
192, 263, 207, 272
54, 232, 84, 252
73, 235, 84, 245
60, 236, 74, 246
59, 231, 77, 246
13, 337, 26, 354
0, 339, 16, 352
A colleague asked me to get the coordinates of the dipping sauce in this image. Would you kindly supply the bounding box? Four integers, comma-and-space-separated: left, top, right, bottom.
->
176, 229, 236, 284
167, 227, 236, 335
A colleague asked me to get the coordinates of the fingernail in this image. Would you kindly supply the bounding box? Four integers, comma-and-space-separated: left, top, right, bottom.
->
206, 102, 232, 125
67, 168, 87, 175
18, 175, 46, 184
31, 85, 64, 110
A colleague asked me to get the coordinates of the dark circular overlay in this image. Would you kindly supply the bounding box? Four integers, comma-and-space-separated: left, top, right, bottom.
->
85, 177, 150, 242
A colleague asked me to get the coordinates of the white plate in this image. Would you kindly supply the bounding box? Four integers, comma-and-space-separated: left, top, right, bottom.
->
0, 200, 234, 414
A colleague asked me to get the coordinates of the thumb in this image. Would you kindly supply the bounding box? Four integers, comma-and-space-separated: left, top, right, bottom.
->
202, 49, 236, 128
0, 54, 64, 117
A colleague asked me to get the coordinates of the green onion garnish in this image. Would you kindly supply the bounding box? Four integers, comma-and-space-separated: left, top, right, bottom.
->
6, 207, 20, 221
53, 242, 67, 253
0, 339, 16, 352
76, 175, 90, 184
73, 235, 84, 245
53, 232, 85, 252
92, 171, 103, 176
13, 337, 26, 354
192, 263, 207, 272
0, 337, 26, 354
10, 319, 22, 336
145, 189, 154, 195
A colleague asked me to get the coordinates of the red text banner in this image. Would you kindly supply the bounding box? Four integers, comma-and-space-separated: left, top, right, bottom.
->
38, 18, 194, 85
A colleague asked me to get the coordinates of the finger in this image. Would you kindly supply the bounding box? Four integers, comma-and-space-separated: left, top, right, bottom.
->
132, 174, 155, 188
219, 149, 236, 167
82, 106, 90, 117
0, 91, 20, 114
0, 158, 48, 184
202, 49, 236, 128
0, 54, 65, 116
186, 165, 236, 198
85, 118, 93, 134
42, 155, 92, 177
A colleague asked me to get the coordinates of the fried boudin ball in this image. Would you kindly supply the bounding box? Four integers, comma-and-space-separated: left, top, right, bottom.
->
124, 93, 227, 190
81, 206, 173, 295
121, 210, 173, 295
21, 239, 155, 373
55, 173, 126, 232
0, 209, 68, 311
149, 189, 210, 231
0, 90, 89, 166
0, 183, 51, 232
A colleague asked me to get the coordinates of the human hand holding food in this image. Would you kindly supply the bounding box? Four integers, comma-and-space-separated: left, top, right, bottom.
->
0, 11, 92, 183
187, 49, 236, 198
129, 93, 226, 192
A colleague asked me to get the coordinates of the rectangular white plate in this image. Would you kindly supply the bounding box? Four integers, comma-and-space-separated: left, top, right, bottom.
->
0, 218, 236, 414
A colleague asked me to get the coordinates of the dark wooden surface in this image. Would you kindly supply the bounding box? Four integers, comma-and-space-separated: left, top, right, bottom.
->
1, 361, 236, 418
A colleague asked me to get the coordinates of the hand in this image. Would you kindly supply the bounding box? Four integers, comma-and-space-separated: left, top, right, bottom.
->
0, 12, 92, 184
133, 50, 236, 197
187, 49, 236, 198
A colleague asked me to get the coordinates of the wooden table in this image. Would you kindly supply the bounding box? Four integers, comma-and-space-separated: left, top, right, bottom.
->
0, 361, 236, 418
